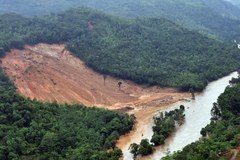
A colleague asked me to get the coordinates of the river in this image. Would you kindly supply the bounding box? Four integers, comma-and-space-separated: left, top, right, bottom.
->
119, 72, 238, 160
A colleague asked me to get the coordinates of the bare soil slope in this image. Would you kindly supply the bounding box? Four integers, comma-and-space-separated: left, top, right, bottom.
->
1, 44, 187, 110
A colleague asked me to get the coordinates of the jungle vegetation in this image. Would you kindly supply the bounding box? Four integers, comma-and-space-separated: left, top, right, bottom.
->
0, 8, 240, 91
1, 0, 240, 41
0, 68, 135, 160
129, 139, 155, 158
0, 4, 240, 160
129, 106, 185, 158
151, 106, 185, 146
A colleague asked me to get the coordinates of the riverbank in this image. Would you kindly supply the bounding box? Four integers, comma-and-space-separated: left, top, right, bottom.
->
118, 72, 238, 160
1, 43, 193, 159
117, 95, 191, 160
2, 44, 238, 160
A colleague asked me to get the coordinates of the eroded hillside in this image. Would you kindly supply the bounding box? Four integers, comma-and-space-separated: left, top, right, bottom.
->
1, 44, 187, 110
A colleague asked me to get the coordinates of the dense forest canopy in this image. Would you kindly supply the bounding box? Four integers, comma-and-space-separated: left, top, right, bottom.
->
163, 78, 240, 160
1, 0, 240, 41
0, 2, 240, 160
0, 8, 240, 91
0, 68, 135, 159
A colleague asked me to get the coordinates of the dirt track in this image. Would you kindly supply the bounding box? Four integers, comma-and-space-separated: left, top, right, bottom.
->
1, 44, 188, 110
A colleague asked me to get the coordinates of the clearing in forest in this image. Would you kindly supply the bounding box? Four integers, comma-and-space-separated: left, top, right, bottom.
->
1, 44, 188, 110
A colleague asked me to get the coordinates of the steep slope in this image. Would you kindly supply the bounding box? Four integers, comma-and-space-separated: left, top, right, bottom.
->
0, 68, 135, 160
1, 43, 185, 110
64, 9, 240, 90
0, 8, 240, 91
0, 0, 240, 41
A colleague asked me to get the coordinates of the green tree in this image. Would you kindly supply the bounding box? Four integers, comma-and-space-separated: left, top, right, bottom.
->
151, 133, 165, 146
129, 143, 139, 158
138, 139, 155, 156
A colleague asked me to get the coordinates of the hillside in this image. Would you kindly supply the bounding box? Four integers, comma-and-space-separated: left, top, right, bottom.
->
1, 3, 240, 160
1, 43, 186, 110
0, 8, 240, 91
1, 0, 240, 41
0, 67, 135, 159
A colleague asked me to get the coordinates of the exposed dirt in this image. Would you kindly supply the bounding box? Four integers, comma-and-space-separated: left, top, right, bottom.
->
1, 43, 191, 160
116, 100, 186, 160
230, 148, 240, 160
1, 43, 189, 111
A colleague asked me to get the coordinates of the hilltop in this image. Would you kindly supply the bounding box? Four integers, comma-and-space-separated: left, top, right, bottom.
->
1, 0, 240, 41
0, 8, 240, 91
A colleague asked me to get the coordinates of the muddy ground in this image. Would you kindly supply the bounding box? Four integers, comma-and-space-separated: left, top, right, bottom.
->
1, 44, 188, 111
1, 43, 191, 159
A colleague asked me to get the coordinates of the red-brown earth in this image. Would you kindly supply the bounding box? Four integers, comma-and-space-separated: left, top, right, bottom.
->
1, 43, 188, 111
1, 43, 191, 159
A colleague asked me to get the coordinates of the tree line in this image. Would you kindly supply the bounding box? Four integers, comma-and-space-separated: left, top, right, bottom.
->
1, 8, 239, 91
129, 106, 185, 159
0, 68, 135, 160
151, 106, 185, 146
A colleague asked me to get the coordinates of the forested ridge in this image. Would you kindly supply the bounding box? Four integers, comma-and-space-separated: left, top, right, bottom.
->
1, 0, 240, 41
1, 8, 240, 91
0, 68, 135, 159
1, 3, 240, 160
163, 76, 240, 160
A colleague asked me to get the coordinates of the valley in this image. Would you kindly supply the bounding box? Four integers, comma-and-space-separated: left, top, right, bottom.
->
0, 2, 240, 160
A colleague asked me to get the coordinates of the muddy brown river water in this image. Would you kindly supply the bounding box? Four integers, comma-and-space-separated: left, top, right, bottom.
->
119, 72, 238, 160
